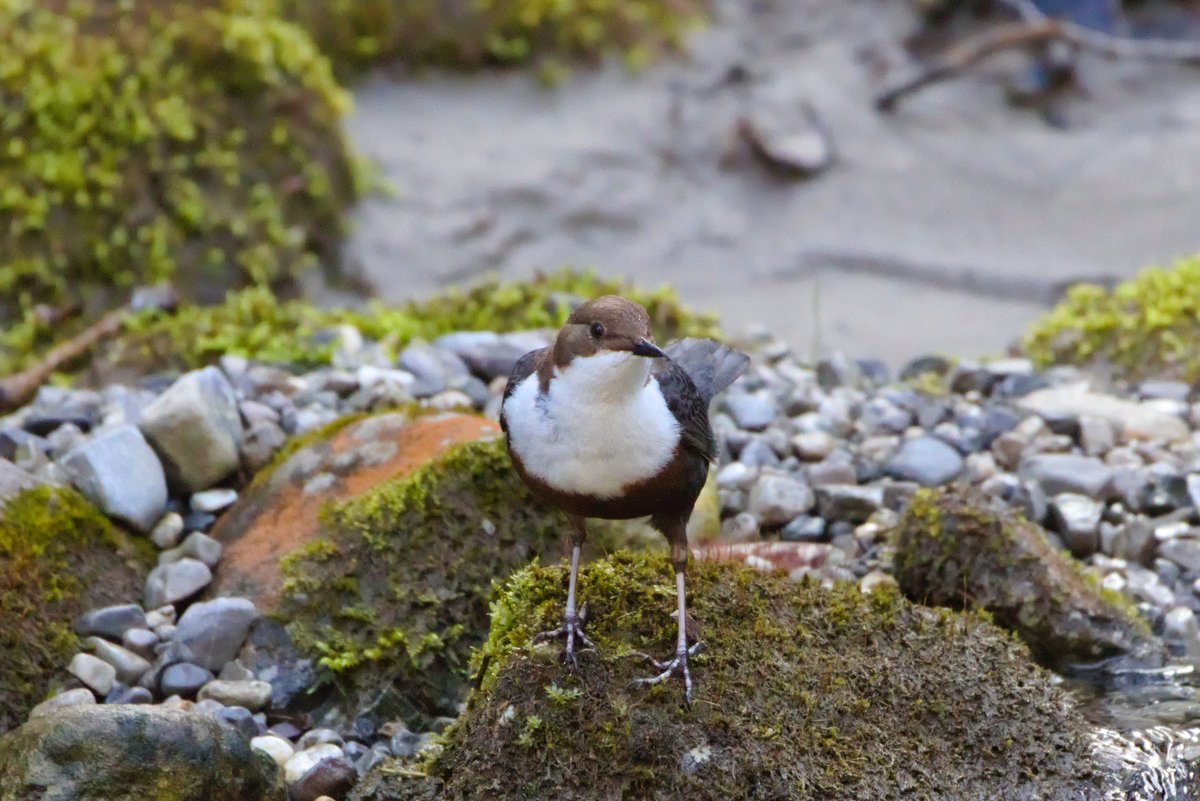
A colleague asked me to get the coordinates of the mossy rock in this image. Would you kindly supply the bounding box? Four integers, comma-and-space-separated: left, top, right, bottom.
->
276, 0, 706, 75
0, 0, 356, 376
1023, 254, 1200, 381
97, 268, 721, 376
892, 486, 1163, 669
275, 434, 582, 726
0, 705, 285, 801
352, 552, 1103, 801
0, 485, 153, 734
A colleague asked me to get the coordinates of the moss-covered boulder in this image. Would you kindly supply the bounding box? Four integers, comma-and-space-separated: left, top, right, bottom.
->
0, 0, 356, 375
353, 552, 1103, 801
0, 485, 151, 734
893, 486, 1163, 669
276, 0, 706, 74
1023, 254, 1200, 381
0, 705, 284, 801
249, 430, 581, 725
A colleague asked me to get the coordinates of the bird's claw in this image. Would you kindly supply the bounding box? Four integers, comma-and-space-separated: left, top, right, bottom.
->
531, 603, 594, 668
631, 641, 704, 704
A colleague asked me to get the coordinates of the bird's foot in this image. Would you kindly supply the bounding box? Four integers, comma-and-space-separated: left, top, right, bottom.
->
531, 603, 594, 669
631, 641, 705, 704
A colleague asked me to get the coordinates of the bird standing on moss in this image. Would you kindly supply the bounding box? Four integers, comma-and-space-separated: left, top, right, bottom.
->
500, 295, 748, 702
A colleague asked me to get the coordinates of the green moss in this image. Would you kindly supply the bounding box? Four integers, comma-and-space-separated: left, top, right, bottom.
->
275, 0, 706, 75
352, 552, 1101, 801
102, 268, 720, 374
1023, 254, 1200, 380
0, 0, 356, 376
277, 436, 572, 727
893, 486, 1158, 668
0, 486, 152, 733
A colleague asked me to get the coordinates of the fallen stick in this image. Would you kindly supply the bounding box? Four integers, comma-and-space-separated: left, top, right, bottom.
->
877, 8, 1200, 111
0, 308, 127, 414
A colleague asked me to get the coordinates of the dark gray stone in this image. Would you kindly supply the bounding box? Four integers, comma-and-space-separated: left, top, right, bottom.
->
105, 685, 154, 705
1160, 539, 1200, 575
884, 436, 964, 486
60, 425, 167, 533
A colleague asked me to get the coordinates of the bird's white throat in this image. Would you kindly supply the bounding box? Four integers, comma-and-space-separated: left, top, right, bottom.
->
504, 350, 681, 499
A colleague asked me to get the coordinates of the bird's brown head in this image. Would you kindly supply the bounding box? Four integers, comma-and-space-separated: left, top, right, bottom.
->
552, 295, 665, 367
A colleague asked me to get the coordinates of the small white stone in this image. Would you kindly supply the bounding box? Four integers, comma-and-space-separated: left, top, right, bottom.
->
251, 734, 295, 767
284, 743, 344, 784
151, 512, 185, 549
1100, 572, 1126, 594
190, 488, 238, 513
1165, 606, 1199, 642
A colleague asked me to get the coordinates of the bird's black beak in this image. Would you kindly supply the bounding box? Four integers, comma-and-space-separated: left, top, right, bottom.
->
632, 338, 666, 358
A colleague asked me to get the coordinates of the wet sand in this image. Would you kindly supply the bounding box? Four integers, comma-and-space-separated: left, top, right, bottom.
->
338, 0, 1200, 365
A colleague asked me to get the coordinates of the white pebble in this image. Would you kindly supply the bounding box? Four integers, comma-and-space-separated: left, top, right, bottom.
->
284, 743, 344, 784
251, 734, 295, 767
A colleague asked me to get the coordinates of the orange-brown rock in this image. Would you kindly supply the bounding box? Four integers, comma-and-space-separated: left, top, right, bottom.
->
209, 412, 498, 610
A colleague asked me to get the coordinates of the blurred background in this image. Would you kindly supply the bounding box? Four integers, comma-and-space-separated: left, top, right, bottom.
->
5, 0, 1200, 371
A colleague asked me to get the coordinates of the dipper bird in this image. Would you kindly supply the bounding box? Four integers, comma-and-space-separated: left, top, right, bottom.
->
500, 295, 749, 702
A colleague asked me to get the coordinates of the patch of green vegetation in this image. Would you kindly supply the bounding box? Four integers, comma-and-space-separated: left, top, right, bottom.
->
275, 0, 706, 75
0, 486, 152, 733
103, 269, 721, 374
350, 552, 1100, 801
0, 0, 356, 376
892, 486, 1157, 668
1023, 255, 1200, 380
277, 436, 572, 727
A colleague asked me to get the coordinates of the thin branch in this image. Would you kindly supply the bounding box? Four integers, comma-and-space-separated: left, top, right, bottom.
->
0, 309, 127, 414
877, 6, 1200, 111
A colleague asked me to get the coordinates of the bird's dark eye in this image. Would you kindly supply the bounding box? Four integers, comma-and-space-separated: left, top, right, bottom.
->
590, 322, 605, 338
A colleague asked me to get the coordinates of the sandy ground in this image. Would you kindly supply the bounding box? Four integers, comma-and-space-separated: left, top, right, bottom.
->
336, 0, 1200, 366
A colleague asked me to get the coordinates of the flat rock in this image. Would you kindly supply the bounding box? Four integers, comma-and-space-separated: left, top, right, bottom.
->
208, 413, 498, 609
60, 425, 167, 532
139, 366, 244, 493
171, 597, 259, 671
0, 705, 284, 800
160, 662, 216, 698
73, 604, 147, 641
1019, 454, 1113, 499
1018, 384, 1189, 444
198, 679, 273, 711
883, 436, 964, 486
144, 558, 213, 608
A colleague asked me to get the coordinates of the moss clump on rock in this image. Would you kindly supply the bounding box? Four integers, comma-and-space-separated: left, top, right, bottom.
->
893, 486, 1161, 669
103, 269, 721, 374
352, 551, 1101, 801
1023, 255, 1200, 381
277, 436, 573, 725
276, 0, 706, 75
0, 485, 152, 733
0, 0, 356, 376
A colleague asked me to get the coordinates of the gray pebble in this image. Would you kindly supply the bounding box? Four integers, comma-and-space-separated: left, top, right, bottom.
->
748, 473, 814, 526
160, 662, 215, 697
69, 653, 116, 696
144, 558, 212, 609
883, 436, 964, 487
171, 597, 259, 671
73, 604, 146, 641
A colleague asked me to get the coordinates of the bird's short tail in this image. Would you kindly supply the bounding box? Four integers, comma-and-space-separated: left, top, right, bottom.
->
665, 338, 750, 404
